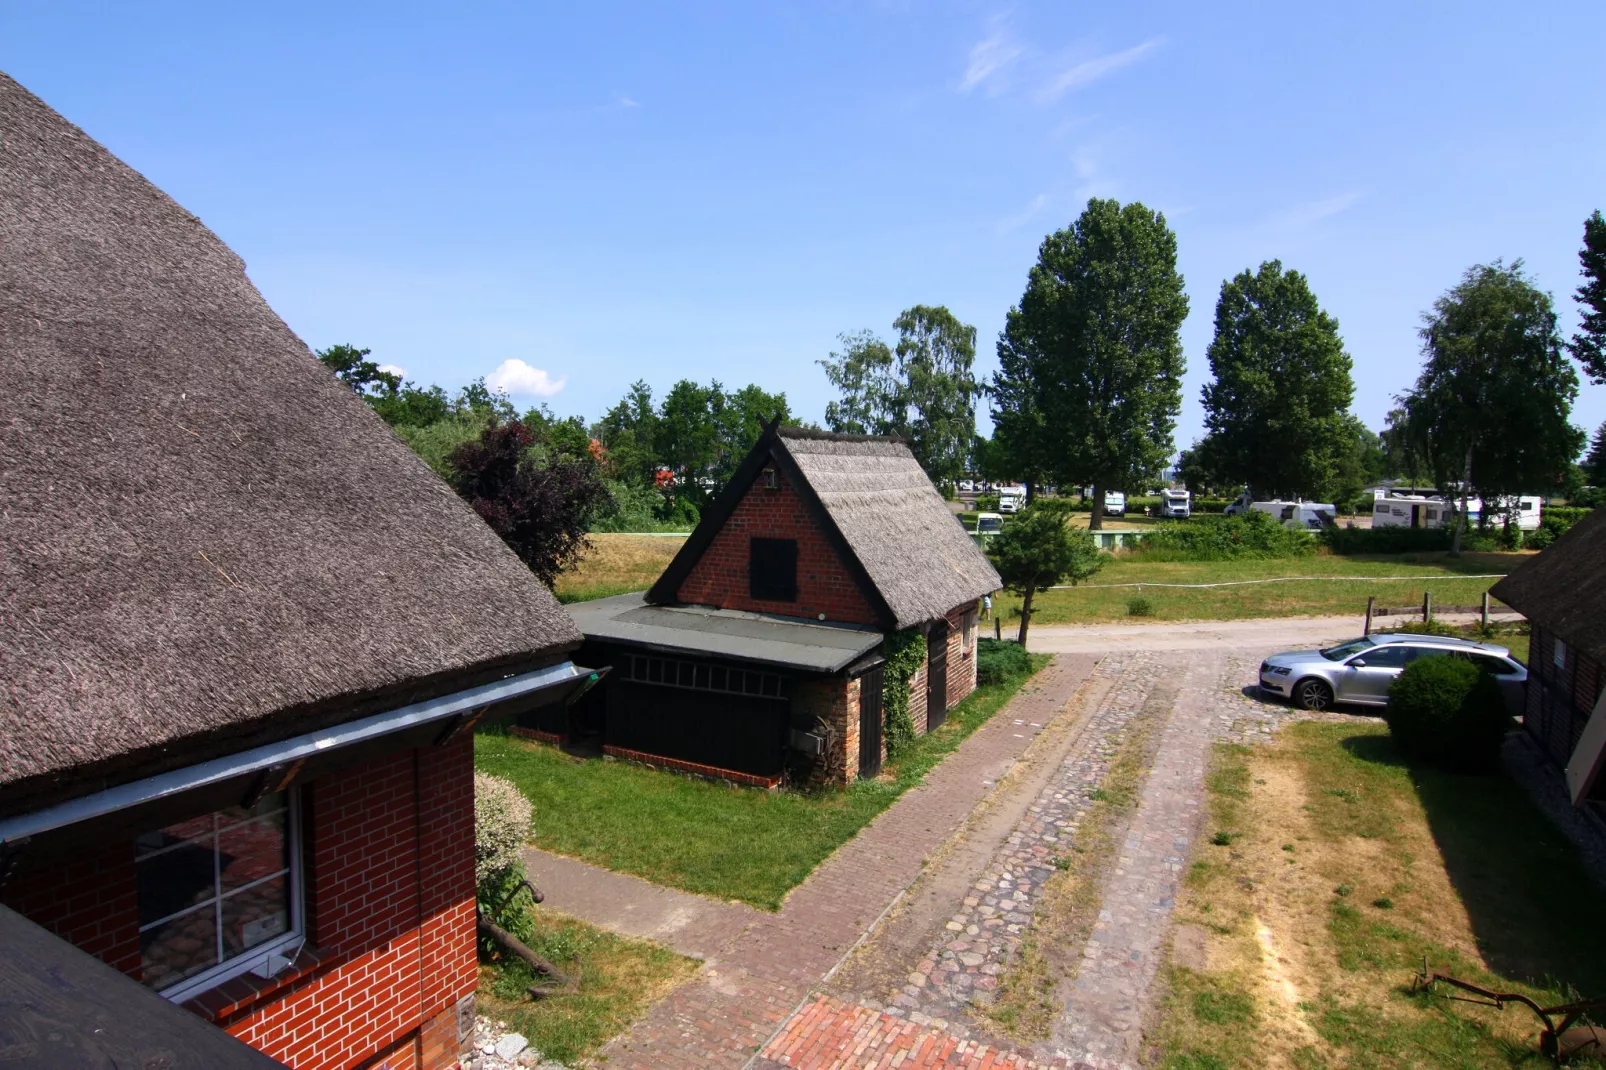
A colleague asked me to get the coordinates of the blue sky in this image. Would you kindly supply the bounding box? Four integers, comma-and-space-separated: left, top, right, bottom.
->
7, 2, 1605, 453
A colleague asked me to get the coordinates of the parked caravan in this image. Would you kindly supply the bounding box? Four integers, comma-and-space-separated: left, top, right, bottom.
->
1225, 493, 1334, 528
997, 486, 1026, 514
1372, 494, 1542, 531
1103, 490, 1127, 516
1157, 488, 1191, 518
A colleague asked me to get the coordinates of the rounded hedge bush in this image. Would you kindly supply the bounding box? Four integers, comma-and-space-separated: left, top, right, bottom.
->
1382, 655, 1510, 772
976, 637, 1031, 685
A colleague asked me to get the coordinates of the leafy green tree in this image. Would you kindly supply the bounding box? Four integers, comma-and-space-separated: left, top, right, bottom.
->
820, 330, 897, 435
594, 380, 661, 488
891, 306, 980, 488
1398, 261, 1584, 554
317, 343, 401, 397
820, 307, 980, 488
987, 502, 1101, 645
1585, 421, 1606, 487
716, 383, 790, 485
994, 199, 1189, 529
1197, 261, 1356, 500
1573, 210, 1606, 385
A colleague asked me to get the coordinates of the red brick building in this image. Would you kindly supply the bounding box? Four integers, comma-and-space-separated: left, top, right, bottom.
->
0, 72, 593, 1068
1490, 506, 1606, 807
554, 424, 1000, 785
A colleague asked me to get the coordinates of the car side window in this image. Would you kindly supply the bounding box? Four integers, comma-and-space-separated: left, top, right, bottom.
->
1477, 655, 1520, 676
1352, 646, 1411, 668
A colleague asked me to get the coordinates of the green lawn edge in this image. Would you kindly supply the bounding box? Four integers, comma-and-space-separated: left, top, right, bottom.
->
475, 653, 1051, 911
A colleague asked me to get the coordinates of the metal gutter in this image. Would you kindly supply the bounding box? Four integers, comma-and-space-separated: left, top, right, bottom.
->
0, 661, 590, 846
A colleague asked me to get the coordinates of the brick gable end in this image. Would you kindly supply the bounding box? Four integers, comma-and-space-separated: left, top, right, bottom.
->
677, 465, 879, 625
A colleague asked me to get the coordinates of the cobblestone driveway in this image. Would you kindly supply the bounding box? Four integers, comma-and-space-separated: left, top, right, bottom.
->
763, 644, 1360, 1070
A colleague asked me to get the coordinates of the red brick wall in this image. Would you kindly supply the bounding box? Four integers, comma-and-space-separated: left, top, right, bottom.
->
1, 840, 140, 976
946, 605, 978, 708
677, 465, 879, 625
795, 675, 862, 784
0, 740, 478, 1070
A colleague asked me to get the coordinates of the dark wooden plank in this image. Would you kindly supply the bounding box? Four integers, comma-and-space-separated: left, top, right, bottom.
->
0, 904, 286, 1068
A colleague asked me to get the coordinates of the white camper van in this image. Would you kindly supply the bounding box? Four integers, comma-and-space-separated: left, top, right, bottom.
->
1103, 490, 1126, 516
1158, 488, 1191, 518
1372, 494, 1542, 531
997, 486, 1026, 514
1225, 493, 1335, 529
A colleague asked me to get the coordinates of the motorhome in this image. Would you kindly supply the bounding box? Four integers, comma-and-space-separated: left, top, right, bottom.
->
1103, 490, 1126, 516
1157, 487, 1191, 518
1224, 493, 1335, 528
998, 486, 1026, 514
1371, 494, 1542, 531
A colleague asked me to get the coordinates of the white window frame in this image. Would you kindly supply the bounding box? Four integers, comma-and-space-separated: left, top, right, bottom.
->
140, 789, 307, 1004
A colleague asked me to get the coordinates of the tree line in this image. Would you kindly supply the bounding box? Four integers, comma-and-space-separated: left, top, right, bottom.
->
318, 345, 802, 580
823, 200, 1606, 532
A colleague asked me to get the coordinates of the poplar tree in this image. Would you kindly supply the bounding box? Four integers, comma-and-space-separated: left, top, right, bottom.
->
1573, 209, 1606, 384
1399, 261, 1583, 554
993, 199, 1188, 528
1197, 261, 1355, 500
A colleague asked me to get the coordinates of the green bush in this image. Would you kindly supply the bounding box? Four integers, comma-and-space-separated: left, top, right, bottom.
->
1545, 505, 1595, 526
1382, 655, 1510, 772
1319, 525, 1453, 554
976, 494, 1001, 512
1131, 511, 1316, 561
975, 637, 1031, 685
1380, 619, 1460, 638
1127, 596, 1156, 617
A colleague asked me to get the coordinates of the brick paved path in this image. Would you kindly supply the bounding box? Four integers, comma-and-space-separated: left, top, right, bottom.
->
760, 995, 1080, 1070
596, 655, 1100, 1070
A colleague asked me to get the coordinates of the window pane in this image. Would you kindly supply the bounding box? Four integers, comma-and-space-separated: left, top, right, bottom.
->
218, 813, 288, 892
217, 791, 286, 829
137, 838, 217, 927
710, 667, 726, 691
136, 814, 213, 859
222, 876, 290, 957
141, 903, 219, 990
678, 662, 694, 688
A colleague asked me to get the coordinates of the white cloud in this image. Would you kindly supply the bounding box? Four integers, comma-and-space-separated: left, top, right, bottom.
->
616, 93, 640, 108
996, 192, 1049, 233
1269, 191, 1364, 232
485, 358, 566, 399
1039, 38, 1164, 101
376, 363, 406, 379
961, 31, 1023, 94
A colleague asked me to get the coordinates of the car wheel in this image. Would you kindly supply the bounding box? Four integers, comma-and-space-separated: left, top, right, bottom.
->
1294, 678, 1334, 711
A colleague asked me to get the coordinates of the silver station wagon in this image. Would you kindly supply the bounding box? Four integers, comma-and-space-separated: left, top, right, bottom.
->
1259, 633, 1527, 713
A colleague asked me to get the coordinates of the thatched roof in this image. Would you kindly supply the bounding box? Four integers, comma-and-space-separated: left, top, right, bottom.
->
1490, 506, 1606, 664
647, 424, 999, 630
0, 72, 581, 814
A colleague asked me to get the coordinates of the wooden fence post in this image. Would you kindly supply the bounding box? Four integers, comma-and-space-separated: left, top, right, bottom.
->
1422, 590, 1432, 623
995, 617, 1001, 641
1481, 591, 1490, 631
1365, 595, 1375, 637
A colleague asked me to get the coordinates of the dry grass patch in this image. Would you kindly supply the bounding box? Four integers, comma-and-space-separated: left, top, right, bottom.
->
478, 908, 697, 1065
985, 684, 1173, 1041
1151, 723, 1606, 1069
553, 533, 684, 603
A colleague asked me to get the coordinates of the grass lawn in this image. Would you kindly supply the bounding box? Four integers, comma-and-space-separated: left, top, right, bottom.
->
475, 653, 1052, 910
554, 533, 683, 603
1153, 721, 1606, 1069
478, 910, 697, 1065
998, 552, 1526, 626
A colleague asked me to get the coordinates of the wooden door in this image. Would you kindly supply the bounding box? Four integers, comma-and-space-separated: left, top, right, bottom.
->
858, 664, 884, 779
926, 622, 950, 731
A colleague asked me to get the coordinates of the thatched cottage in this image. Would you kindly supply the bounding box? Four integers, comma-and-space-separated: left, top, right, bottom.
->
0, 72, 595, 1068
545, 424, 1001, 786
1490, 507, 1606, 806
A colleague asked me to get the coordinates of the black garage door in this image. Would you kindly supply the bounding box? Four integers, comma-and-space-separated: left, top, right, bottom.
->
604, 653, 791, 777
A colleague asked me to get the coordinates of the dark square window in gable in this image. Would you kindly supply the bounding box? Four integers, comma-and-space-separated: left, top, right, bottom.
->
749, 537, 798, 602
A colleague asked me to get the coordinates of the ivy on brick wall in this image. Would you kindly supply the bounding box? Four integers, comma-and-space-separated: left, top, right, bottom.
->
881, 628, 926, 758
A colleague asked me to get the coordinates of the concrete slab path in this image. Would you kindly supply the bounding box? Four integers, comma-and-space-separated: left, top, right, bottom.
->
523, 847, 759, 961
